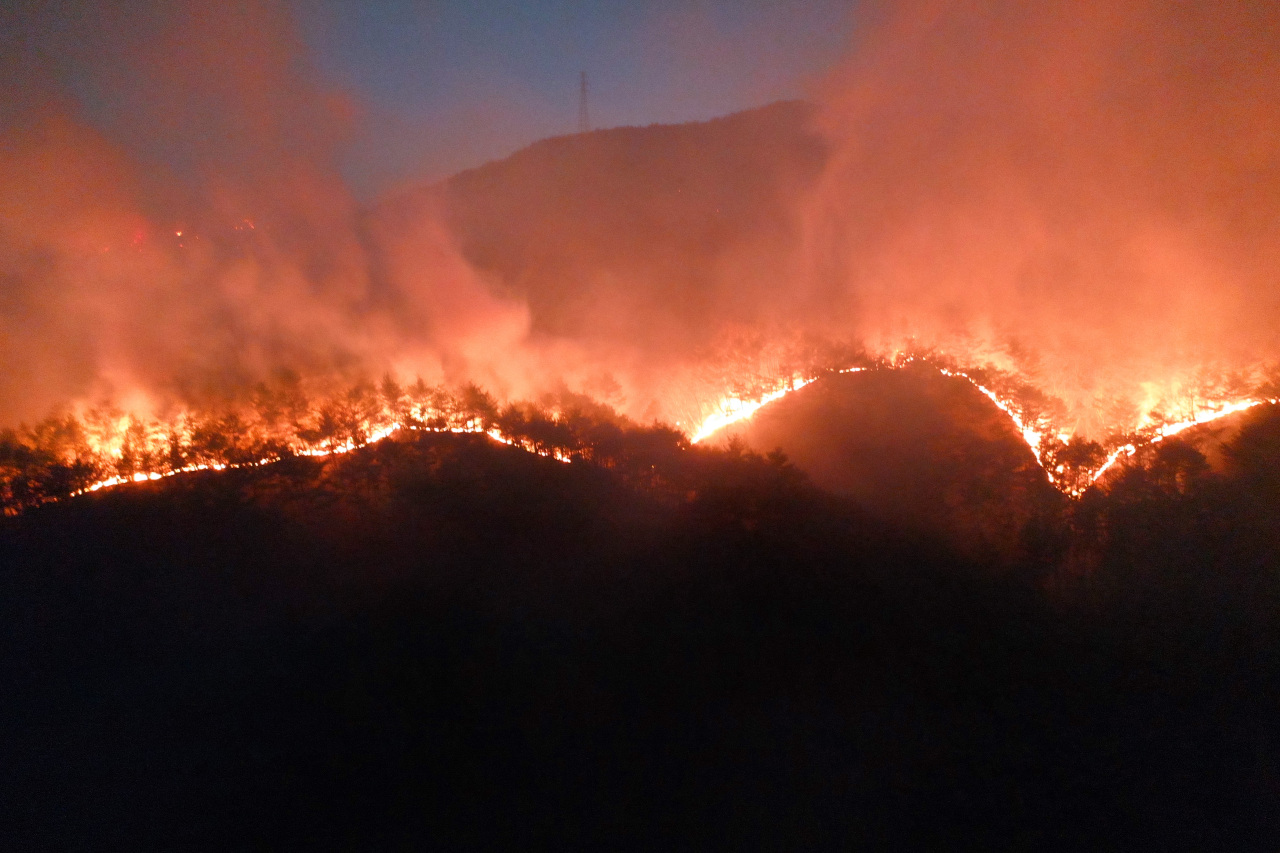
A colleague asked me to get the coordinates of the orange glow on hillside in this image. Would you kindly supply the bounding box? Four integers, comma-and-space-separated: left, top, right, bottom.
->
7, 350, 1278, 516
686, 356, 1279, 497
71, 418, 571, 502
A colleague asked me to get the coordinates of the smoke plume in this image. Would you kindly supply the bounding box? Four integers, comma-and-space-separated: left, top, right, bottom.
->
0, 1, 538, 424
799, 0, 1280, 433
2, 0, 1279, 439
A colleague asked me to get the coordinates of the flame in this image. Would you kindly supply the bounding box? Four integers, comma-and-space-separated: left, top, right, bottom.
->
1152, 399, 1271, 440
1088, 445, 1138, 486
58, 395, 577, 506
10, 354, 1279, 515
685, 356, 1279, 498
938, 367, 1045, 465
690, 375, 821, 443
69, 420, 572, 501
1081, 399, 1279, 486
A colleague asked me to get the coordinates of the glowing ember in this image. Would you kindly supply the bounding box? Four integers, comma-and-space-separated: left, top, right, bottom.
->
684, 357, 1279, 498
938, 368, 1045, 465
1153, 399, 1271, 440
690, 375, 823, 443
1089, 445, 1137, 485
7, 356, 1278, 517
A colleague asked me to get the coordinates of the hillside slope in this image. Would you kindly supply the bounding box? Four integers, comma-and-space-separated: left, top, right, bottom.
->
4, 425, 1280, 848
381, 101, 826, 354
717, 366, 1064, 560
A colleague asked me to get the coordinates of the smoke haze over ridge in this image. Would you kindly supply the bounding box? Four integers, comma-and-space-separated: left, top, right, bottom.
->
0, 1, 545, 423
799, 0, 1280, 433
2, 0, 1279, 439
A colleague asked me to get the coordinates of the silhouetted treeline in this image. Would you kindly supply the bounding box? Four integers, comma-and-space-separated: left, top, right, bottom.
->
4, 385, 1280, 849
0, 375, 699, 515
1057, 406, 1280, 613
3, 402, 1280, 848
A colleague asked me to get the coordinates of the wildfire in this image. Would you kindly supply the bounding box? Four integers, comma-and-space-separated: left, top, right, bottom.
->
689, 376, 818, 443
689, 367, 867, 444
1086, 398, 1278, 486
6, 355, 1278, 516
685, 356, 1279, 498
937, 368, 1045, 464
0, 380, 600, 516
1088, 445, 1138, 486
68, 420, 573, 502
1152, 398, 1271, 440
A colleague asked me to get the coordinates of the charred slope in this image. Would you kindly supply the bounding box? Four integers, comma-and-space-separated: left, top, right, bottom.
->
718, 366, 1064, 562
2, 429, 1279, 849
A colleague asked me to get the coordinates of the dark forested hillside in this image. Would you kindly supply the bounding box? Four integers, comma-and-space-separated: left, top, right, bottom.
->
719, 365, 1065, 563
4, 410, 1280, 849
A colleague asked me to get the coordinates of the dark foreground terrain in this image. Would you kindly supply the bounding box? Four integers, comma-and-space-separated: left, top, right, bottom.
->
3, 408, 1280, 850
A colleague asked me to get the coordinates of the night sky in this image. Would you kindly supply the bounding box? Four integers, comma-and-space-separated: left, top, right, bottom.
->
2, 0, 853, 196
303, 0, 852, 192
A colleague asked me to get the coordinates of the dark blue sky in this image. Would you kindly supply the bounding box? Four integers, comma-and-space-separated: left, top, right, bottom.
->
299, 0, 852, 192
1, 1, 852, 197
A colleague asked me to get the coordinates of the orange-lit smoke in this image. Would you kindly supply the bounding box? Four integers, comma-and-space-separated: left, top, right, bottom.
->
4, 1, 1280, 449
797, 0, 1280, 436
0, 2, 552, 426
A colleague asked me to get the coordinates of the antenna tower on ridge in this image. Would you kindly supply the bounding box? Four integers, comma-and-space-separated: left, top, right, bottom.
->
578, 71, 590, 134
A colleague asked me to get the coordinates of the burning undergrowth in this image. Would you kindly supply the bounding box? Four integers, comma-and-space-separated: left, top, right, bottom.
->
0, 374, 692, 516
686, 345, 1280, 496
3, 1, 1280, 514
5, 336, 1279, 517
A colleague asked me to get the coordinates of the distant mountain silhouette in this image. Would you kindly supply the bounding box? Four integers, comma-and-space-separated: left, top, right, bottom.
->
382, 101, 827, 352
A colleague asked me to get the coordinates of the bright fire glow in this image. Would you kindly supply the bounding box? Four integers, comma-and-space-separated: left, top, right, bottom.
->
1085, 398, 1279, 486
686, 358, 1279, 497
690, 375, 823, 443
938, 368, 1045, 465
1153, 399, 1270, 440
13, 358, 1279, 514
66, 416, 571, 505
